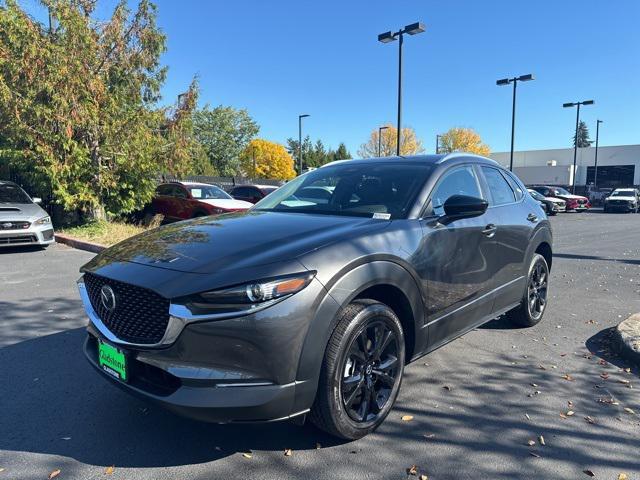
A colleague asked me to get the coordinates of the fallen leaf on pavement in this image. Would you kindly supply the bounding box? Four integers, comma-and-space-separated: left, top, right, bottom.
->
105, 466, 115, 475
420, 475, 428, 480
566, 410, 575, 416
529, 452, 541, 458
48, 470, 61, 480
584, 416, 596, 424
443, 385, 452, 391
407, 465, 418, 475
619, 379, 630, 385
423, 433, 435, 439
600, 372, 609, 380
527, 440, 535, 446
562, 374, 575, 381
242, 452, 253, 459
618, 474, 628, 480
284, 448, 292, 456
525, 413, 531, 420
401, 415, 414, 421
0, 468, 4, 472
623, 407, 635, 415
538, 435, 546, 446
583, 469, 595, 477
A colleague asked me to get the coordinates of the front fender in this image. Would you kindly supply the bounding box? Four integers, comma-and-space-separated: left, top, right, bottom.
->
291, 260, 425, 413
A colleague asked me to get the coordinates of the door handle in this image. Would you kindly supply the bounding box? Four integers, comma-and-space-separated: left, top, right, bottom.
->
482, 224, 497, 237
527, 213, 539, 223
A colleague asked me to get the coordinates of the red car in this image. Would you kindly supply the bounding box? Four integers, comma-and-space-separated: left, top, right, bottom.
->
152, 182, 253, 221
530, 185, 591, 212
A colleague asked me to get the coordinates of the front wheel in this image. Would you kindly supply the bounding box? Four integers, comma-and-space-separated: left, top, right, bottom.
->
310, 300, 405, 440
506, 253, 550, 327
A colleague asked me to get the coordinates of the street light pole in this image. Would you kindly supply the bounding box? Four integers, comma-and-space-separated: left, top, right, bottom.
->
298, 114, 310, 175
563, 100, 594, 194
496, 74, 534, 171
435, 134, 441, 154
594, 119, 603, 189
378, 22, 426, 156
378, 126, 389, 157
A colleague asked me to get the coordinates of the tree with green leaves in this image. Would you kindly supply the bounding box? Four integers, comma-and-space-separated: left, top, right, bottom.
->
573, 121, 592, 148
333, 142, 352, 161
192, 105, 259, 176
0, 0, 204, 220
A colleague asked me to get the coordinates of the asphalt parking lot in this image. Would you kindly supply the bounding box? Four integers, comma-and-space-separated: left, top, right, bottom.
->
1, 211, 639, 480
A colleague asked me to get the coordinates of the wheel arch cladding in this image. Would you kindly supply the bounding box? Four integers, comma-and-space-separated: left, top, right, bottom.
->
535, 241, 553, 270
292, 261, 425, 412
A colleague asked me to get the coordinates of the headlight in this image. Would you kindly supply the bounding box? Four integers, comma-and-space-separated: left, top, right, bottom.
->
34, 216, 51, 225
185, 272, 316, 315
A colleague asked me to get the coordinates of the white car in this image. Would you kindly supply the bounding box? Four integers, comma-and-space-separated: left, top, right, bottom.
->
603, 188, 640, 213
0, 181, 55, 248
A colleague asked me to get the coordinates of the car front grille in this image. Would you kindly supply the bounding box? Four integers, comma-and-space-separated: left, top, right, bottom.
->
0, 234, 36, 244
609, 200, 629, 206
0, 221, 30, 230
84, 272, 170, 345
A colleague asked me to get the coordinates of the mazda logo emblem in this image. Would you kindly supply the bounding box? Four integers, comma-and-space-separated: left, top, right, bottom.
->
2, 222, 12, 229
100, 285, 117, 312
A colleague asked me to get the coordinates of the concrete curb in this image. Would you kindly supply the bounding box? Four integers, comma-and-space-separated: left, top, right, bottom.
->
55, 233, 106, 254
614, 313, 640, 366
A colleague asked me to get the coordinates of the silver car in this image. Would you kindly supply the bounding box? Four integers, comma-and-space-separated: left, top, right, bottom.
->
0, 181, 55, 248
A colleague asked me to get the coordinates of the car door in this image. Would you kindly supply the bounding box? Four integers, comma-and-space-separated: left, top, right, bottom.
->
416, 164, 499, 350
152, 185, 173, 219
172, 185, 191, 219
480, 166, 535, 313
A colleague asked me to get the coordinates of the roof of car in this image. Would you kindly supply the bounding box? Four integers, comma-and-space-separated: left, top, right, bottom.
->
323, 153, 499, 168
232, 184, 278, 190
164, 181, 220, 188
0, 180, 18, 186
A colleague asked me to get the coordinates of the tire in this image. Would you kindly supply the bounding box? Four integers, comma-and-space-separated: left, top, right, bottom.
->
603, 206, 608, 213
310, 300, 405, 440
506, 253, 549, 327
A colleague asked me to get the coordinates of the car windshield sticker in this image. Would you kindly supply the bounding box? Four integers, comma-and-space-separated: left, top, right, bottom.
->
372, 212, 391, 220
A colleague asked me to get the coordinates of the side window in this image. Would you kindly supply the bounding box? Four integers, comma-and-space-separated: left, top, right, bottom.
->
482, 167, 516, 206
430, 166, 482, 216
234, 187, 250, 197
503, 171, 524, 200
173, 186, 188, 199
156, 184, 172, 196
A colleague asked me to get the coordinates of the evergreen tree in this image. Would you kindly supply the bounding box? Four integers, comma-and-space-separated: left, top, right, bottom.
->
573, 121, 592, 147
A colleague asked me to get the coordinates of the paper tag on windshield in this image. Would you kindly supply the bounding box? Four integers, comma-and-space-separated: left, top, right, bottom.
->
372, 213, 391, 220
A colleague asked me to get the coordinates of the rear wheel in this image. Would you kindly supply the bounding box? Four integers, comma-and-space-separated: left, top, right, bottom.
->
310, 300, 405, 440
506, 253, 549, 327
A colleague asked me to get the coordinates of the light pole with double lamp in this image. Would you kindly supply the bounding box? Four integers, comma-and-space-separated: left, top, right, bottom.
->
496, 74, 534, 171
563, 100, 594, 193
298, 114, 310, 175
594, 119, 603, 189
378, 126, 389, 157
378, 22, 426, 156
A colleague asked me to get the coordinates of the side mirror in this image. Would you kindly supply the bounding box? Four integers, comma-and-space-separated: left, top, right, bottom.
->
440, 195, 488, 224
32, 197, 42, 204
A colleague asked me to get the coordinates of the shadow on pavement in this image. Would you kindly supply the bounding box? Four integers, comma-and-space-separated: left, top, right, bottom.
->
553, 252, 640, 266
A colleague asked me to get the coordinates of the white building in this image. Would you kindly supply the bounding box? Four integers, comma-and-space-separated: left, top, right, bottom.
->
490, 144, 640, 189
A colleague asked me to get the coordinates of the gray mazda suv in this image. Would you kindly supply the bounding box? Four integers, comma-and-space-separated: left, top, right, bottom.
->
79, 154, 552, 439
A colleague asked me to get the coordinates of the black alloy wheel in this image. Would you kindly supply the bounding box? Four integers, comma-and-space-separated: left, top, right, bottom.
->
341, 320, 400, 424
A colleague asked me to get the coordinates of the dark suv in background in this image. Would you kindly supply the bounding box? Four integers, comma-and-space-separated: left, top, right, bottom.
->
79, 154, 552, 439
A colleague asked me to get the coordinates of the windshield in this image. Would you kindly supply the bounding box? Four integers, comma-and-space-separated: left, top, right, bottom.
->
189, 185, 231, 200
253, 162, 434, 219
0, 184, 31, 203
611, 190, 635, 197
528, 190, 544, 200
554, 187, 571, 195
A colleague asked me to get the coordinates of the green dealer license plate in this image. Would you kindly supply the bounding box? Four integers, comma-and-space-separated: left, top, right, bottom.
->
98, 341, 128, 382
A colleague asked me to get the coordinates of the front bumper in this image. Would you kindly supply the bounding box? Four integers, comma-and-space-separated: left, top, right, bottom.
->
0, 223, 54, 247
605, 202, 636, 211
79, 275, 327, 422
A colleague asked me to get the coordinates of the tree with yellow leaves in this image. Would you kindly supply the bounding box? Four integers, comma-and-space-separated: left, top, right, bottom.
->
357, 125, 424, 158
438, 127, 490, 156
240, 139, 296, 180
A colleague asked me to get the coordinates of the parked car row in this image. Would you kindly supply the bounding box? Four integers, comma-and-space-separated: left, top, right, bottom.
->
527, 185, 590, 213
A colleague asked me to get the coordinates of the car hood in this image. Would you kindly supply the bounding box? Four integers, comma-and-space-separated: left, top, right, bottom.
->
0, 202, 47, 221
605, 195, 636, 202
556, 194, 587, 201
546, 197, 565, 204
199, 198, 253, 210
96, 211, 391, 274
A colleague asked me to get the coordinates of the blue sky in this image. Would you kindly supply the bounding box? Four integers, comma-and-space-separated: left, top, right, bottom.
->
25, 0, 640, 155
